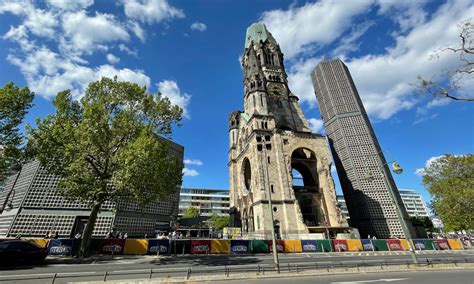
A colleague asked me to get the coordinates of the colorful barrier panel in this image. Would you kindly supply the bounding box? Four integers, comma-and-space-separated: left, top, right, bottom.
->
447, 239, 463, 250
124, 239, 148, 255
191, 240, 211, 254
268, 240, 285, 253
436, 239, 450, 250
26, 238, 49, 248
347, 240, 363, 252
400, 239, 409, 251
412, 239, 427, 250
332, 240, 348, 252
211, 240, 230, 254
301, 240, 319, 252
361, 239, 375, 251
317, 240, 333, 252
283, 240, 302, 253
47, 239, 78, 256
424, 239, 437, 250
372, 240, 389, 251
89, 239, 103, 254
170, 240, 192, 254
101, 239, 126, 254
387, 239, 403, 251
230, 240, 250, 254
251, 240, 268, 253
147, 239, 170, 254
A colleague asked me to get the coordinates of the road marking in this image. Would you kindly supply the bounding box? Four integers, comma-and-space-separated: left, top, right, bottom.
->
332, 278, 410, 283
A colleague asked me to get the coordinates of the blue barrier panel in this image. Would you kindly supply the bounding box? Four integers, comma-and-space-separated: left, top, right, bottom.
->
412, 239, 428, 250
47, 239, 78, 256
361, 239, 375, 251
230, 240, 250, 254
147, 240, 170, 254
301, 240, 320, 252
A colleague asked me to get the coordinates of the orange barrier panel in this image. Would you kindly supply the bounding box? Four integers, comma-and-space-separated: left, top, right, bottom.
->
447, 239, 463, 250
283, 240, 302, 253
211, 240, 230, 254
347, 240, 363, 251
400, 239, 409, 251
124, 239, 148, 255
26, 238, 49, 248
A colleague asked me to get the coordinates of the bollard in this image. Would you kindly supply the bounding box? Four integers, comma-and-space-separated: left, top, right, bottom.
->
315, 262, 318, 270
406, 260, 410, 268
326, 264, 329, 272
257, 264, 260, 273
356, 264, 359, 271
296, 264, 299, 274
182, 244, 185, 256
186, 268, 191, 280
103, 271, 108, 282
51, 273, 57, 284
149, 269, 153, 279
262, 267, 265, 275
288, 263, 291, 272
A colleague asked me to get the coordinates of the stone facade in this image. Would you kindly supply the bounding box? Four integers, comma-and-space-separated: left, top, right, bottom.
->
228, 23, 347, 240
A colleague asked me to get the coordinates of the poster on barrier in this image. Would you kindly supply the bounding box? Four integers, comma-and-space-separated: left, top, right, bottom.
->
372, 240, 389, 251
123, 239, 148, 255
447, 239, 463, 250
191, 240, 211, 254
347, 240, 363, 252
230, 240, 250, 254
147, 240, 170, 254
361, 239, 375, 251
47, 239, 78, 256
170, 240, 192, 254
100, 239, 126, 254
387, 240, 403, 251
332, 240, 348, 252
301, 240, 319, 252
283, 240, 302, 253
211, 240, 230, 254
423, 239, 436, 250
412, 239, 427, 250
267, 240, 284, 253
251, 240, 268, 253
316, 240, 333, 252
436, 239, 450, 250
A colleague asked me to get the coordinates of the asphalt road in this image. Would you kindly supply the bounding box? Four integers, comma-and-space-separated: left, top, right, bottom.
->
0, 250, 473, 283
209, 270, 474, 284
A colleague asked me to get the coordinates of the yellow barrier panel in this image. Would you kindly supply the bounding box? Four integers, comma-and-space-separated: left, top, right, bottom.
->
124, 239, 148, 255
211, 240, 230, 254
26, 238, 49, 248
447, 239, 463, 250
400, 239, 409, 251
283, 240, 302, 253
347, 240, 363, 251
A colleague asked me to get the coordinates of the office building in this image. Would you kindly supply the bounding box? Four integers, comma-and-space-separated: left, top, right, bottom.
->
179, 188, 229, 217
399, 189, 430, 218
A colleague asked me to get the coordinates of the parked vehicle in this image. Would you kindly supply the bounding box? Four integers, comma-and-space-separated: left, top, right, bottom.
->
0, 240, 47, 264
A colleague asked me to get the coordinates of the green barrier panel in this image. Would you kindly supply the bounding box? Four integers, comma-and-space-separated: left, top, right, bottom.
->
251, 240, 268, 253
316, 240, 332, 252
423, 239, 436, 250
373, 240, 389, 251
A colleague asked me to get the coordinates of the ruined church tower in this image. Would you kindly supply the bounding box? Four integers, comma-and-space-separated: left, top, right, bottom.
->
228, 23, 347, 239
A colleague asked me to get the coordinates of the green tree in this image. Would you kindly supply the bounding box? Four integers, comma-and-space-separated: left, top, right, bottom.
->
409, 216, 434, 231
28, 77, 183, 257
421, 154, 474, 231
182, 206, 200, 219
208, 213, 230, 231
0, 82, 34, 182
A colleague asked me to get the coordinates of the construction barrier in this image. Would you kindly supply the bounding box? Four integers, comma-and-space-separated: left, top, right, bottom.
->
268, 240, 285, 253
317, 240, 333, 252
251, 240, 268, 253
436, 239, 450, 250
124, 239, 148, 255
47, 239, 79, 256
424, 239, 438, 250
211, 240, 230, 254
301, 240, 320, 252
284, 240, 302, 253
387, 239, 403, 251
373, 240, 389, 251
230, 240, 250, 254
171, 240, 192, 255
447, 239, 463, 250
412, 239, 428, 250
26, 238, 49, 248
400, 239, 409, 251
147, 239, 170, 254
347, 239, 363, 251
361, 239, 375, 251
191, 240, 211, 254
332, 240, 348, 252
101, 239, 126, 254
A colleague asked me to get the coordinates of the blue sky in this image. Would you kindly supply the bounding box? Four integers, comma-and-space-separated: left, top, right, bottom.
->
0, 0, 473, 205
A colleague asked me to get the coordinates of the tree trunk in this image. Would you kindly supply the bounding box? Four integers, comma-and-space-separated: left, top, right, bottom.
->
78, 201, 102, 258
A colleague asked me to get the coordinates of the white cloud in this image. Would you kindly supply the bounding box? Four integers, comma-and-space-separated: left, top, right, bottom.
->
61, 11, 129, 52
47, 0, 93, 11
331, 21, 375, 58
260, 0, 372, 59
190, 22, 207, 32
157, 80, 191, 118
128, 20, 146, 42
183, 168, 199, 177
377, 0, 427, 33
415, 155, 445, 176
122, 0, 184, 24
184, 159, 203, 166
106, 53, 120, 64
308, 118, 324, 133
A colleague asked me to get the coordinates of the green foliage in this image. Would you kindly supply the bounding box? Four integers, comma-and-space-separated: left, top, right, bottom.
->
0, 82, 34, 182
208, 213, 230, 231
421, 154, 474, 231
182, 206, 200, 218
28, 77, 183, 256
409, 216, 434, 231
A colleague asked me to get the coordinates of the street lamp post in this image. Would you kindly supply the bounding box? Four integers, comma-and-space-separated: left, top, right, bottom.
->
370, 151, 419, 264
261, 136, 280, 273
